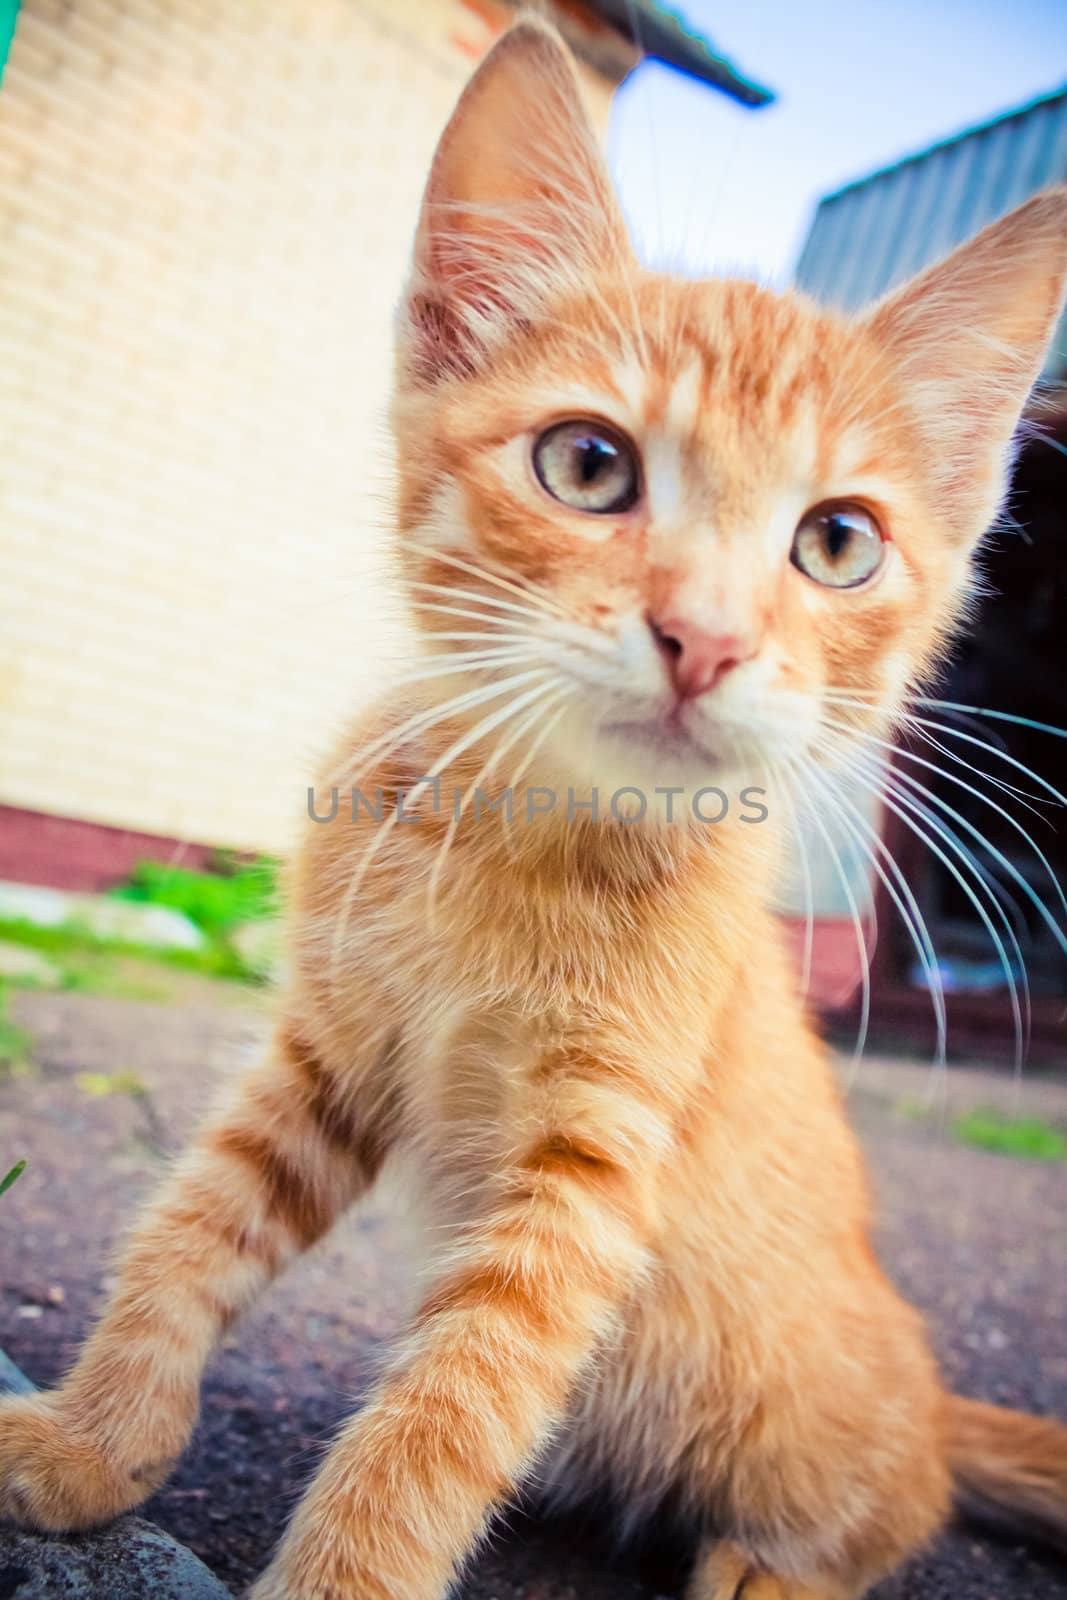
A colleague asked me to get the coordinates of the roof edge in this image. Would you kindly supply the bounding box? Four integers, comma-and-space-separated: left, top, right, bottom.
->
816, 81, 1067, 210
586, 0, 775, 108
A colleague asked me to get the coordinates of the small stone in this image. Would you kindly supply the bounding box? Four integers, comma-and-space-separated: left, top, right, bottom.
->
0, 1349, 34, 1397
0, 1347, 233, 1596
0, 1521, 234, 1598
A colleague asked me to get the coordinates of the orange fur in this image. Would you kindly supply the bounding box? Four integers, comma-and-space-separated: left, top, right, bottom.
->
3, 20, 1067, 1600
945, 1394, 1067, 1554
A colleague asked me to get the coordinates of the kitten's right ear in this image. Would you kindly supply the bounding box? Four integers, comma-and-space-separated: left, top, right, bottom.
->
399, 19, 634, 386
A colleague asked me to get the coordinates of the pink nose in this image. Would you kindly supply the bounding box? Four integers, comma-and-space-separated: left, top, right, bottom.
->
649, 612, 755, 701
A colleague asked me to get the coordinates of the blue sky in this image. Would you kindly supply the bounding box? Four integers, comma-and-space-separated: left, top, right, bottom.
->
608, 0, 1067, 282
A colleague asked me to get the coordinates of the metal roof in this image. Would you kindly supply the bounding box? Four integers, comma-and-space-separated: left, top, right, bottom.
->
794, 84, 1067, 377
588, 1, 774, 107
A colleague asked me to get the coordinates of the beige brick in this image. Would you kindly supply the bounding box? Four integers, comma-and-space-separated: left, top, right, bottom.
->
0, 0, 616, 852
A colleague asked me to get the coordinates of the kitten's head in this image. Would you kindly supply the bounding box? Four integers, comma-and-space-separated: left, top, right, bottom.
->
392, 20, 1067, 803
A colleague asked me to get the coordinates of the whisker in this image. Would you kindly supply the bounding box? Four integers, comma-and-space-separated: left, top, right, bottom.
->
395, 648, 545, 688
777, 764, 814, 999
818, 714, 1067, 941
805, 753, 948, 1072
787, 756, 872, 1072
837, 720, 1044, 945
412, 600, 533, 631
823, 734, 1028, 1078
496, 694, 573, 862
889, 764, 1067, 962
820, 689, 1014, 765
411, 580, 570, 629
820, 691, 1052, 807
882, 775, 1032, 1084
329, 668, 556, 979
913, 699, 1067, 742
424, 681, 570, 921
905, 704, 1012, 754
507, 695, 570, 796
326, 667, 553, 797
410, 598, 612, 658
403, 541, 571, 620
413, 631, 540, 646
909, 724, 1049, 816
820, 723, 1053, 967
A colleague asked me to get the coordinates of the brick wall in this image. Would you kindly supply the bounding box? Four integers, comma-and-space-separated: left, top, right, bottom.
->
0, 0, 615, 858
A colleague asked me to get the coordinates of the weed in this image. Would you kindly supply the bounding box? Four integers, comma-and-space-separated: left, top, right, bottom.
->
75, 1069, 167, 1154
953, 1108, 1067, 1162
0, 1159, 26, 1198
111, 855, 278, 938
0, 979, 30, 1075
0, 915, 261, 985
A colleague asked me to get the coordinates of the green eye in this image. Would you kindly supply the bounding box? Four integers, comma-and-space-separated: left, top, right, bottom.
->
791, 503, 885, 589
533, 420, 640, 514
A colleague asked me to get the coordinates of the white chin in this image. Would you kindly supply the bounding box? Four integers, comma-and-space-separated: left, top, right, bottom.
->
556, 714, 769, 797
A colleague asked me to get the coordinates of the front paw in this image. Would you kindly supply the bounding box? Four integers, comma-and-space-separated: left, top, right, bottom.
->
248, 1563, 351, 1600
247, 1566, 324, 1600
0, 1392, 170, 1532
246, 1572, 290, 1600
248, 1544, 393, 1600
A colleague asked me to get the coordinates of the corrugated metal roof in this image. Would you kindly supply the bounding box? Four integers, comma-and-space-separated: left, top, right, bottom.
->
794, 84, 1067, 378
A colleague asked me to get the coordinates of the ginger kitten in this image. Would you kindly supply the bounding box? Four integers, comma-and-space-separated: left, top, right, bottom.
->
3, 20, 1067, 1600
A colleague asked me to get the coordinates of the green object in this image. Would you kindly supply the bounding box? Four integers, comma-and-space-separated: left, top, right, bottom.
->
953, 1108, 1067, 1162
0, 850, 281, 988
0, 914, 263, 985
0, 1159, 26, 1198
0, 0, 19, 90
111, 855, 279, 938
0, 978, 30, 1069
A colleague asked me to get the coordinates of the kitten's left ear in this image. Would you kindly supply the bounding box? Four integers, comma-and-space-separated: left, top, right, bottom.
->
864, 188, 1067, 538
399, 19, 635, 386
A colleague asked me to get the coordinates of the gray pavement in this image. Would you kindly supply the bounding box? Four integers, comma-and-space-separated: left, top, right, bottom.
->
1, 990, 1065, 1599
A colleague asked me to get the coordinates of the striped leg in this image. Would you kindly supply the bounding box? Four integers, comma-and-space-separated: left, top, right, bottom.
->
0, 1025, 383, 1531
250, 1046, 664, 1600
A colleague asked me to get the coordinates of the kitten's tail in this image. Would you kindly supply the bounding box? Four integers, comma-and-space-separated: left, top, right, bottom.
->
945, 1393, 1067, 1552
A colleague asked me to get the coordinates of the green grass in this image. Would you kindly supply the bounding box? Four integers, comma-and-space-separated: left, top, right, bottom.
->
0, 855, 280, 997
42, 961, 172, 1001
75, 1069, 167, 1152
0, 913, 261, 987
0, 1159, 26, 1199
0, 987, 28, 1186
0, 978, 30, 1074
892, 1097, 930, 1123
110, 854, 278, 938
952, 1108, 1067, 1162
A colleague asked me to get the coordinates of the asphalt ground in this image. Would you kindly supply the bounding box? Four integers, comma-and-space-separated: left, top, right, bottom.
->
1, 990, 1065, 1599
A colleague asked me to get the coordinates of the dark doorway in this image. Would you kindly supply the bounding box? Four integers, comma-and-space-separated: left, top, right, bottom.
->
862, 411, 1067, 1063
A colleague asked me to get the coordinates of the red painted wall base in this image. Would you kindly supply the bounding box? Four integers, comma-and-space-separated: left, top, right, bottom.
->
0, 803, 866, 1009
0, 804, 218, 894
